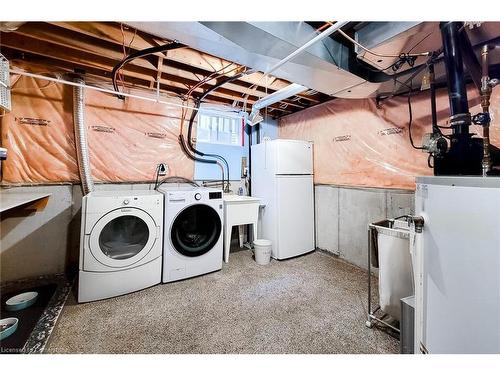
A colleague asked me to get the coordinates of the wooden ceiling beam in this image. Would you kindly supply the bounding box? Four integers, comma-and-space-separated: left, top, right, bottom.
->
2, 47, 293, 115
44, 21, 323, 104
17, 22, 312, 108
6, 24, 307, 109
2, 32, 305, 112
5, 52, 257, 112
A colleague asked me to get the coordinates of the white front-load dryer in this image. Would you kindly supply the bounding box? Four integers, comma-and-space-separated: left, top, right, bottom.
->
158, 185, 223, 283
78, 190, 163, 302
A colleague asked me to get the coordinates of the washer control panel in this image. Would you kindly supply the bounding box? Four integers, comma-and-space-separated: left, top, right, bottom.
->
209, 192, 222, 199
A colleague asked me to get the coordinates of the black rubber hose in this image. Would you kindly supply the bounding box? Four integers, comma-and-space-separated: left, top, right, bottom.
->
185, 72, 248, 190
407, 82, 424, 150
182, 109, 230, 191
187, 72, 247, 151
178, 134, 217, 165
112, 41, 185, 99
178, 134, 225, 190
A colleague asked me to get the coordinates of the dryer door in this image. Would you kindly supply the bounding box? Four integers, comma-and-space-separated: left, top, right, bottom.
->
89, 208, 158, 268
170, 204, 222, 257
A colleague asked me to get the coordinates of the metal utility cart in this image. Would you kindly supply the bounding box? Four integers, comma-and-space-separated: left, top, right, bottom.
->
366, 217, 414, 334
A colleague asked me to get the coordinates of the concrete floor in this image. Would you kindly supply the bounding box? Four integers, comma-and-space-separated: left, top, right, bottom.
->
45, 250, 399, 354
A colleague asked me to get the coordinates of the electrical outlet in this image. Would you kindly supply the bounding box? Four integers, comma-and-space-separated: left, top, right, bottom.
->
158, 163, 168, 176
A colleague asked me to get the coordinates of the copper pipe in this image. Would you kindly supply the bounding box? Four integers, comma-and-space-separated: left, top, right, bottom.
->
316, 22, 332, 33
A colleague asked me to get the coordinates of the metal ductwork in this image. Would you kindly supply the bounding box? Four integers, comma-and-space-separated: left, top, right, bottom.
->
127, 21, 366, 98
72, 77, 94, 195
127, 21, 500, 100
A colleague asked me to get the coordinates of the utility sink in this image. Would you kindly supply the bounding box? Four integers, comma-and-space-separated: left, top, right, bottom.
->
222, 194, 261, 202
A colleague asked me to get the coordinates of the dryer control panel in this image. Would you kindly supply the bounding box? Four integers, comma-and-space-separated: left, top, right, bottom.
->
84, 191, 163, 213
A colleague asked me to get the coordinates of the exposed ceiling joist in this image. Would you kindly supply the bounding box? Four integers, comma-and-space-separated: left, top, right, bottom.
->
1, 21, 332, 117
45, 22, 324, 104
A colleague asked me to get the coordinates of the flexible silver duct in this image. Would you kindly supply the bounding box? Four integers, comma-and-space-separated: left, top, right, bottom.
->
72, 77, 94, 195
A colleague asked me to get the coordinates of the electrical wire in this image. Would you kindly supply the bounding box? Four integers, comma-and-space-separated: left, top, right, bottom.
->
179, 63, 239, 134
407, 80, 425, 150
111, 41, 185, 99
126, 28, 138, 55
179, 62, 239, 136
156, 176, 200, 189
352, 33, 439, 85
153, 164, 161, 190
337, 29, 430, 58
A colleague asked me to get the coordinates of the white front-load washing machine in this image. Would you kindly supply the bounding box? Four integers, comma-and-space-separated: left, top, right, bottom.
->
158, 185, 223, 283
78, 190, 163, 302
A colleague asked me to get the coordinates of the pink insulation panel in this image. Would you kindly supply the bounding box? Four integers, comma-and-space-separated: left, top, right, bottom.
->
279, 85, 500, 190
1, 76, 194, 184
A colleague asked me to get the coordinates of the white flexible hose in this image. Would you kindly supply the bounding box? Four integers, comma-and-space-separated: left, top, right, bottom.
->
73, 78, 94, 195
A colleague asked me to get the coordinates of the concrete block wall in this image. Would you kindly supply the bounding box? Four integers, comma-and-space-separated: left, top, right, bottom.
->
314, 184, 415, 269
1, 185, 76, 282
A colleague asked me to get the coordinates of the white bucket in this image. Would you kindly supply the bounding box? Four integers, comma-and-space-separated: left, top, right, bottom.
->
253, 239, 272, 265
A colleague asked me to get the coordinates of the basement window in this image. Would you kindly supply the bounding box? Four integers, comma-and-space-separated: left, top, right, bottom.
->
194, 105, 247, 181
196, 106, 245, 147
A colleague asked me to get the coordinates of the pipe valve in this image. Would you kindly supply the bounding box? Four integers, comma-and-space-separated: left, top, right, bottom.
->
472, 112, 491, 127
408, 216, 425, 233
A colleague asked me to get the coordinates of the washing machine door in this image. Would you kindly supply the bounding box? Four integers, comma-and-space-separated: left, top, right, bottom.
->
89, 208, 158, 268
170, 204, 222, 257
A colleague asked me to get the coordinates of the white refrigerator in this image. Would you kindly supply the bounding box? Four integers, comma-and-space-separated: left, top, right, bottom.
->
415, 176, 500, 353
251, 139, 315, 260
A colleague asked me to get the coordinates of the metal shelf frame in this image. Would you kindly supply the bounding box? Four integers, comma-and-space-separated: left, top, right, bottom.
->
366, 224, 400, 334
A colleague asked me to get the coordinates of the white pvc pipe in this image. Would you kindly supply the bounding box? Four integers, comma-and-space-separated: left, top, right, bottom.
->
9, 69, 202, 113
263, 21, 349, 76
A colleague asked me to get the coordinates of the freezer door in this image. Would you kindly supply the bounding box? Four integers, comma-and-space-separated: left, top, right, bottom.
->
275, 140, 313, 175
275, 175, 315, 259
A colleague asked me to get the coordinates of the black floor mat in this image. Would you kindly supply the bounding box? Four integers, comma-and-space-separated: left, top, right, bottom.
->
1, 284, 57, 353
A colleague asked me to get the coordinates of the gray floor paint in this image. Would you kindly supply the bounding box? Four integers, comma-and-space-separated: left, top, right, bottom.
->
45, 250, 398, 354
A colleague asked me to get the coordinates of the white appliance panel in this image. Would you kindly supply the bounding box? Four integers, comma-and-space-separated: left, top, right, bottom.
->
159, 186, 223, 283
79, 258, 162, 303
415, 177, 500, 354
275, 175, 315, 259
275, 140, 313, 175
78, 190, 163, 302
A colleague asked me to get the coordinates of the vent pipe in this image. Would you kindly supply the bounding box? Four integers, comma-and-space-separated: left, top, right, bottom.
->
246, 22, 347, 125
248, 83, 307, 125
72, 77, 94, 195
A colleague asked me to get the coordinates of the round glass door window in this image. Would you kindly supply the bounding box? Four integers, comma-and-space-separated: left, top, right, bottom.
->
171, 204, 221, 257
98, 215, 150, 260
